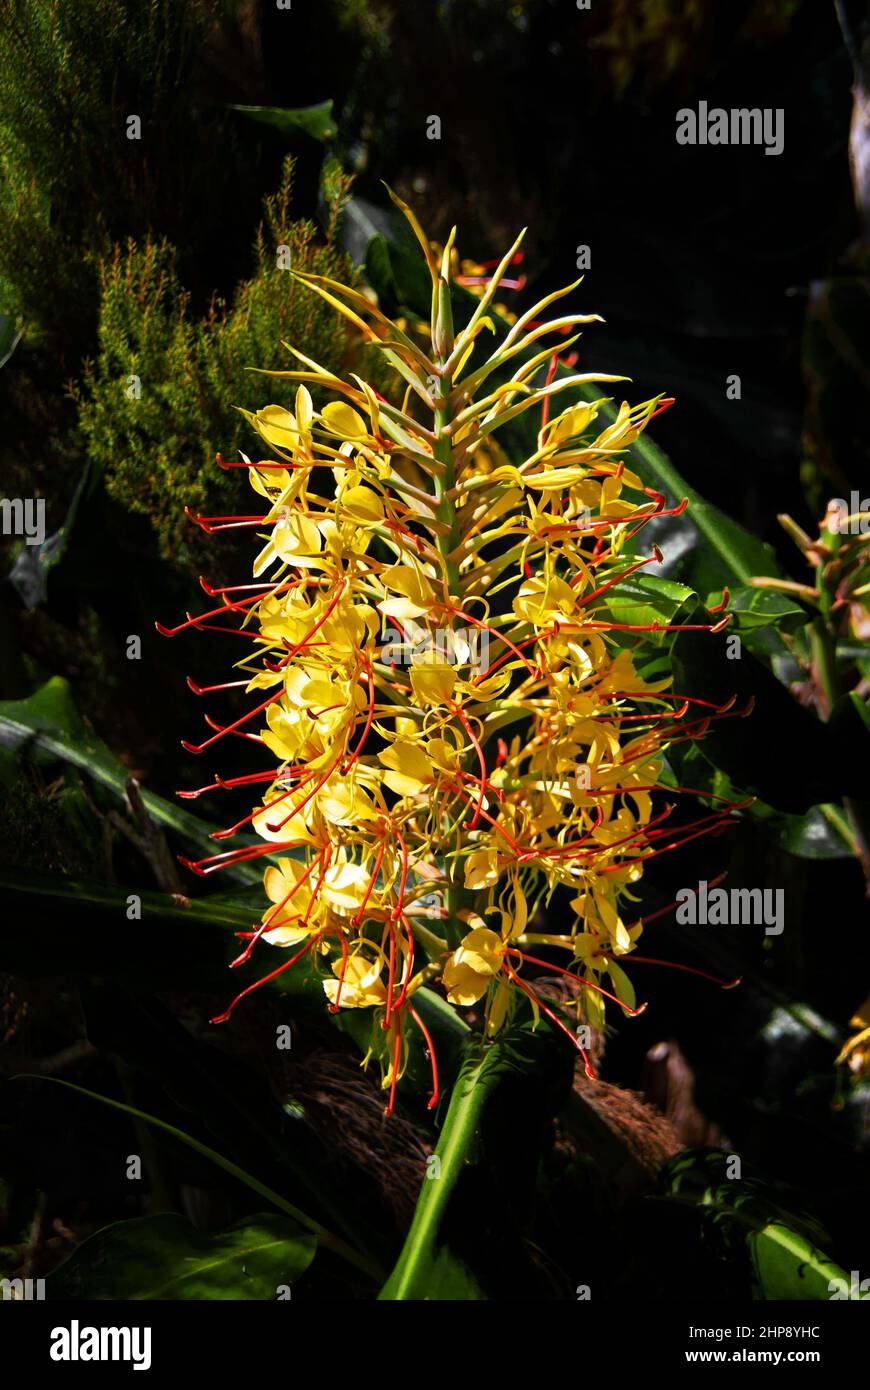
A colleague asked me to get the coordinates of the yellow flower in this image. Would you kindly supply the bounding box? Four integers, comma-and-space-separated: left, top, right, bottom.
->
260, 858, 318, 946
836, 992, 870, 1078
443, 928, 506, 1006
323, 951, 389, 1009
379, 740, 435, 798
167, 195, 733, 1108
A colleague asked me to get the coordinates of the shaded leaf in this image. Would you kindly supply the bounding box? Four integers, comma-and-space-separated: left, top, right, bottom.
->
660, 1148, 848, 1301
230, 100, 336, 142
0, 679, 261, 884
779, 805, 854, 860
51, 1213, 315, 1300
18, 1076, 381, 1281
621, 421, 779, 588
671, 605, 863, 811
0, 313, 21, 369
0, 866, 468, 1107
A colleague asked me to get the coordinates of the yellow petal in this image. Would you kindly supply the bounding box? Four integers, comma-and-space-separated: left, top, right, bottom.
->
380, 740, 433, 797
322, 401, 368, 439
442, 959, 488, 1006
464, 848, 500, 890
410, 656, 456, 708
341, 485, 384, 523
253, 405, 299, 452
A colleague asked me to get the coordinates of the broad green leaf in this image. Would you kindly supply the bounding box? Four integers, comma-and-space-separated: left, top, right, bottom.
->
721, 584, 809, 633
51, 1213, 315, 1300
665, 742, 855, 861
749, 1222, 850, 1300
18, 1076, 382, 1282
0, 867, 300, 988
603, 572, 695, 635
619, 418, 779, 587
364, 232, 438, 323
0, 678, 261, 884
230, 100, 336, 142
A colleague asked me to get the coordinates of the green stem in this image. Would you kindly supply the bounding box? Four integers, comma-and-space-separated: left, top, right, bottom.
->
843, 798, 870, 896
809, 618, 839, 717
379, 1041, 491, 1300
434, 395, 460, 593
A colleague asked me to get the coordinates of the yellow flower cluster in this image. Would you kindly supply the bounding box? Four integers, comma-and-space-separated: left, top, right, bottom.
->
167, 195, 732, 1109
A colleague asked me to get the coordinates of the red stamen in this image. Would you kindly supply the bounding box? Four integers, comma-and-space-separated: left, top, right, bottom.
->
211, 935, 319, 1023
385, 1012, 403, 1116
627, 955, 742, 989
408, 1003, 441, 1110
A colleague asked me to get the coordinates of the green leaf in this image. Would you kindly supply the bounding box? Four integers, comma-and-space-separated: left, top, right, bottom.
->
229, 100, 336, 142
779, 805, 855, 860
51, 1213, 315, 1300
0, 865, 467, 1112
0, 678, 261, 884
0, 867, 253, 986
7, 457, 98, 608
660, 1149, 849, 1301
671, 605, 864, 811
749, 1222, 850, 1300
620, 419, 779, 587
666, 744, 855, 860
364, 232, 438, 322
603, 572, 695, 635
0, 313, 21, 369
18, 1076, 382, 1282
380, 1021, 574, 1300
722, 585, 809, 634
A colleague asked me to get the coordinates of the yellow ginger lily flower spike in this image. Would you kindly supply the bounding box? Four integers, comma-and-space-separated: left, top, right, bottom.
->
160, 192, 745, 1113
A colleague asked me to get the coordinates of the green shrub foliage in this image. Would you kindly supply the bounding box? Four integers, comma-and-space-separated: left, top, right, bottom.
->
74, 160, 365, 567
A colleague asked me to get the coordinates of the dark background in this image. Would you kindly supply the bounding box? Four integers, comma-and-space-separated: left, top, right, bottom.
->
1, 0, 868, 1301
